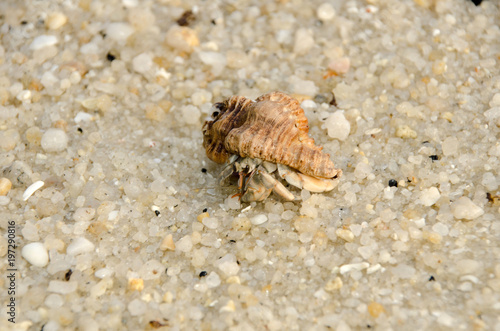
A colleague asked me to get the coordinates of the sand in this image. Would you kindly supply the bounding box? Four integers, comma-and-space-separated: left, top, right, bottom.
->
0, 0, 499, 330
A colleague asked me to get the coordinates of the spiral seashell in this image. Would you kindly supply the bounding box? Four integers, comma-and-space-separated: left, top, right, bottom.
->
202, 92, 341, 179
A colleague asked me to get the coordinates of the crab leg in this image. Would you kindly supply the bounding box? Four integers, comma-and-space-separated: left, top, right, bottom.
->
218, 155, 240, 186
258, 170, 295, 201
237, 171, 245, 190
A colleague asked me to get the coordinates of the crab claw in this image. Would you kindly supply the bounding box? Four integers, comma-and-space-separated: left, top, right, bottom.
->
296, 173, 339, 192
277, 163, 339, 192
277, 164, 303, 189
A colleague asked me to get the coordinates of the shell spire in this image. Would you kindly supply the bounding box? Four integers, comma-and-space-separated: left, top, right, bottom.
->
203, 92, 342, 179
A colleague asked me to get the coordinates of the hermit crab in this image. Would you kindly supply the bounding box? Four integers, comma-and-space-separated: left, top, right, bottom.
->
202, 92, 342, 202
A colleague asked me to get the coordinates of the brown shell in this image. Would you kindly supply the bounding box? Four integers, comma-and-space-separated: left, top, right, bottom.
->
202, 92, 341, 179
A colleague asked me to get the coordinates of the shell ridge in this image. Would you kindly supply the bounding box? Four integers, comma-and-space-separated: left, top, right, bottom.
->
203, 92, 341, 178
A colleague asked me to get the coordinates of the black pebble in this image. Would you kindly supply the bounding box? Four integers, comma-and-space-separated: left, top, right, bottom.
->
429, 275, 436, 281
155, 210, 160, 217
199, 271, 207, 277
64, 269, 73, 281
176, 10, 195, 27
388, 179, 398, 187
201, 168, 207, 173
77, 127, 83, 133
202, 208, 208, 213
471, 0, 482, 6
429, 155, 439, 161
106, 52, 116, 62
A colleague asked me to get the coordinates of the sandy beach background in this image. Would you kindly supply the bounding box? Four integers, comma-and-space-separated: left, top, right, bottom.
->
0, 0, 499, 330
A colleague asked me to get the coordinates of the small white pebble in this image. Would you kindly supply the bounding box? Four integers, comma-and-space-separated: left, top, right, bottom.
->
30, 35, 58, 50
95, 267, 114, 279
293, 28, 315, 55
132, 53, 153, 74
336, 228, 354, 242
219, 300, 236, 313
205, 271, 221, 288
489, 93, 500, 107
340, 262, 369, 274
66, 237, 95, 255
73, 207, 96, 222
176, 235, 193, 252
301, 99, 317, 109
317, 3, 336, 21
74, 111, 94, 123
108, 210, 119, 221
354, 162, 372, 179
349, 224, 363, 237
165, 26, 199, 53
106, 22, 134, 42
396, 125, 417, 139
44, 293, 64, 308
0, 129, 20, 151
225, 194, 241, 209
122, 0, 138, 7
16, 90, 31, 102
325, 111, 350, 141
383, 187, 396, 200
289, 76, 318, 97
367, 264, 383, 274
419, 187, 441, 206
328, 57, 351, 74
191, 90, 212, 106
218, 260, 240, 276
241, 205, 252, 213
80, 43, 99, 55
182, 105, 201, 125
41, 128, 68, 152
41, 71, 59, 88
481, 172, 498, 191
128, 298, 147, 316
432, 222, 449, 236
413, 218, 426, 228
216, 254, 240, 276
364, 128, 382, 135
202, 217, 219, 229
442, 136, 458, 156
21, 242, 49, 267
46, 12, 68, 30
451, 197, 484, 220
251, 214, 268, 225
198, 51, 227, 76
23, 180, 45, 201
